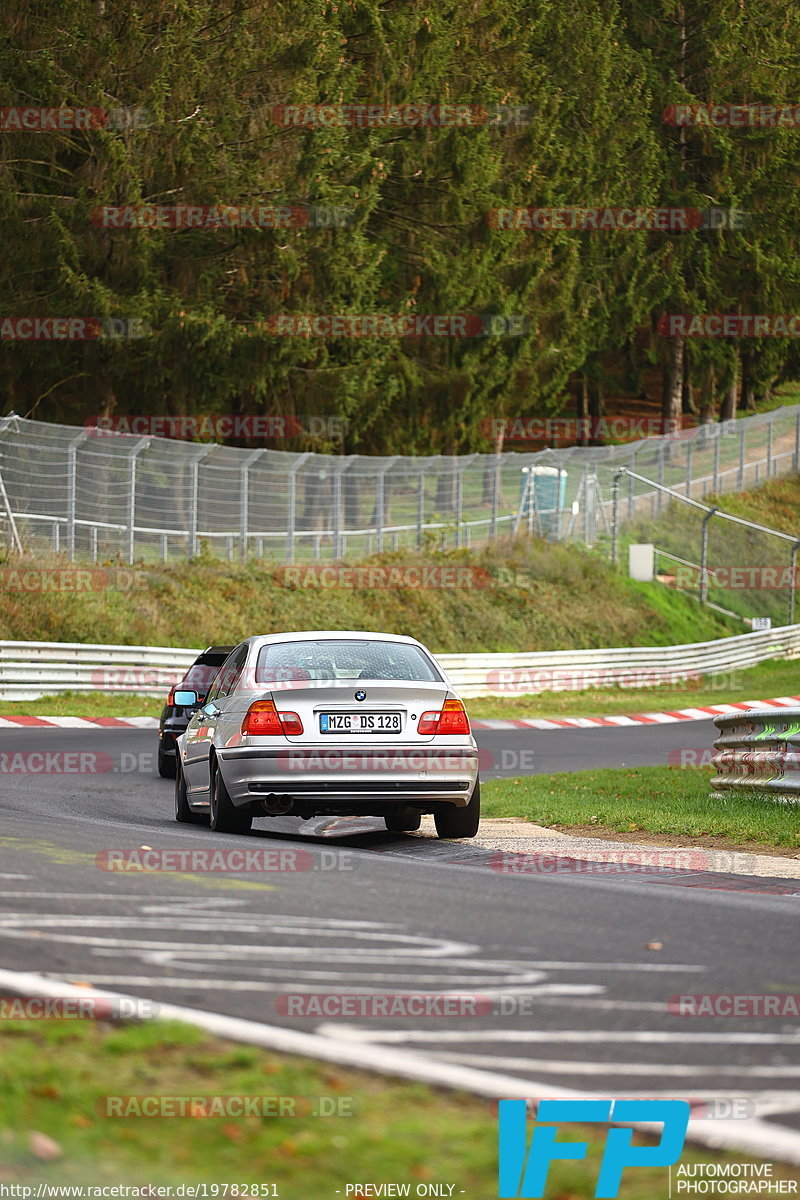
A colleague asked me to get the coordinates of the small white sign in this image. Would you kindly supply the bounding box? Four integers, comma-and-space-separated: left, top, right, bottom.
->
751, 616, 772, 631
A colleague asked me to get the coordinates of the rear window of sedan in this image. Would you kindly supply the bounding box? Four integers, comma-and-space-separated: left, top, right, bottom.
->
181, 660, 227, 693
255, 640, 442, 684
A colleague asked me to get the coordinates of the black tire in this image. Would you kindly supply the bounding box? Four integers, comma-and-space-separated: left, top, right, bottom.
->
209, 760, 252, 834
158, 743, 177, 779
434, 780, 480, 839
175, 763, 208, 825
384, 810, 422, 832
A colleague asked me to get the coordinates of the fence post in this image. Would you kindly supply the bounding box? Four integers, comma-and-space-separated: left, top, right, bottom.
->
491, 456, 500, 540
611, 469, 623, 566
417, 474, 425, 547
657, 444, 665, 513
286, 452, 310, 562
699, 507, 717, 606
126, 438, 150, 564
333, 466, 343, 559
66, 430, 88, 560
795, 411, 800, 473
685, 440, 693, 498
188, 446, 213, 559
738, 423, 746, 489
375, 457, 398, 553
767, 417, 773, 478
240, 450, 262, 563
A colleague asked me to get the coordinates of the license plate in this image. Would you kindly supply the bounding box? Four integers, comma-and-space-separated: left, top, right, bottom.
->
319, 712, 402, 734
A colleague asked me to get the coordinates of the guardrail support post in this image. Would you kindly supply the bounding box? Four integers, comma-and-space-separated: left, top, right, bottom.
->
767, 419, 773, 478
699, 507, 718, 606
738, 424, 746, 488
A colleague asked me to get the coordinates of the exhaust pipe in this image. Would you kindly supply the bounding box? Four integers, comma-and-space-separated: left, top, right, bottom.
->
261, 796, 294, 816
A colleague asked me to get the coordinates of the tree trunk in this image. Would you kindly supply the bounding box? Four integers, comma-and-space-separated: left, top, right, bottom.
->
578, 375, 589, 446
662, 335, 684, 430
740, 351, 756, 410
720, 351, 738, 422
588, 383, 604, 445
698, 365, 715, 424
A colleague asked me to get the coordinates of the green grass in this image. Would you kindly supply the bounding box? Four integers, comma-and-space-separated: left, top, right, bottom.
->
0, 535, 738, 653
1, 1017, 798, 1194
623, 474, 800, 626
483, 765, 800, 850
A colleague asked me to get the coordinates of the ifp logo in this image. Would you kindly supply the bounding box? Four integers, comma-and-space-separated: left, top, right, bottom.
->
498, 1099, 690, 1198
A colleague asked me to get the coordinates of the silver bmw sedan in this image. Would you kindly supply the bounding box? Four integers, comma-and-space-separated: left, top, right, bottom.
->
174, 631, 480, 839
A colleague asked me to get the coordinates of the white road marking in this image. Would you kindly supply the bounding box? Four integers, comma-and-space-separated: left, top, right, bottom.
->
317, 1027, 800, 1046
428, 1053, 800, 1077
0, 966, 797, 1165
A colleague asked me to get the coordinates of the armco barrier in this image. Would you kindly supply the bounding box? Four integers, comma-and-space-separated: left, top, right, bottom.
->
0, 624, 799, 700
711, 709, 800, 802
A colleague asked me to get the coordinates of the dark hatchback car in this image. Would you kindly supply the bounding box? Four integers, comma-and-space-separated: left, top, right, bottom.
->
157, 645, 233, 777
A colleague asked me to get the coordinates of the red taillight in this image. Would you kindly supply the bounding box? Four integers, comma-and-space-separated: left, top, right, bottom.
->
242, 700, 303, 736
417, 698, 470, 736
167, 687, 176, 705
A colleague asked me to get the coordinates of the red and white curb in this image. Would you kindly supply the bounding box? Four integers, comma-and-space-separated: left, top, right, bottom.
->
1, 696, 800, 730
0, 715, 158, 728
471, 696, 800, 731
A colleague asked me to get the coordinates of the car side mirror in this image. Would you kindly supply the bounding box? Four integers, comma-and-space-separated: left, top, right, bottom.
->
174, 689, 198, 706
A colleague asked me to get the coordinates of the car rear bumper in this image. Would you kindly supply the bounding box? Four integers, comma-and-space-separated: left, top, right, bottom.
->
217, 744, 479, 808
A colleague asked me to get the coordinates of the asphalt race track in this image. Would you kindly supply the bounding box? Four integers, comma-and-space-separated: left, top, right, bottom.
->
1, 723, 798, 1160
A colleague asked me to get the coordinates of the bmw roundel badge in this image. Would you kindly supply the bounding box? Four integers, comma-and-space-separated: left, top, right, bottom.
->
354, 690, 366, 702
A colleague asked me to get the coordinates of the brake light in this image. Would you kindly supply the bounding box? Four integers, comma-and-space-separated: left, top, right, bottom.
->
417, 698, 470, 736
167, 687, 176, 705
242, 700, 303, 736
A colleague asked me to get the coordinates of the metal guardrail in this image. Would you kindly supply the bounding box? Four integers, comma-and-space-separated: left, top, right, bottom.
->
711, 709, 800, 802
1, 624, 799, 700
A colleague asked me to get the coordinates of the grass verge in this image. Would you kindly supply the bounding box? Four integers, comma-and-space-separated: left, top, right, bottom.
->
1, 1018, 798, 1194
0, 535, 736, 652
482, 766, 800, 853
